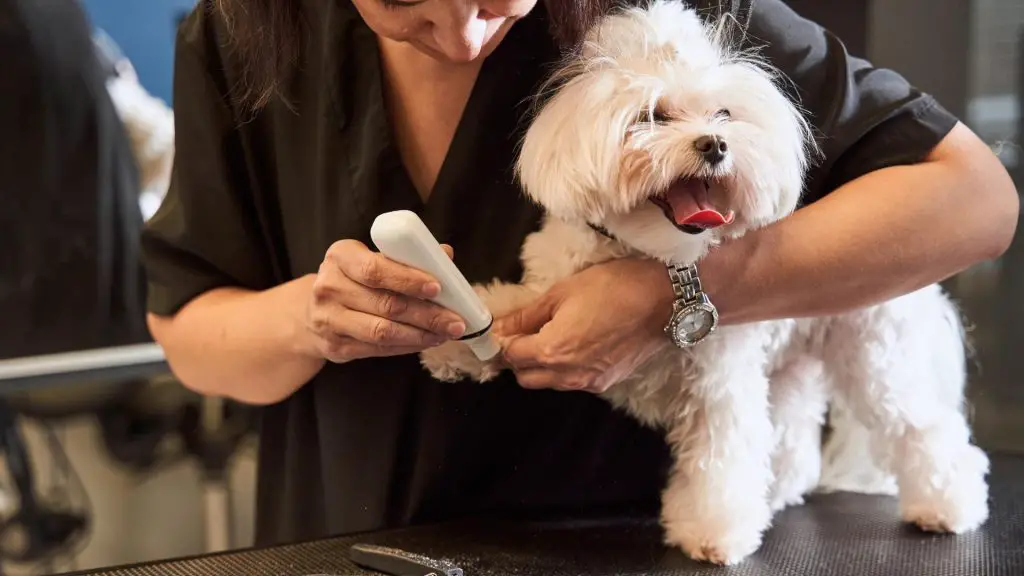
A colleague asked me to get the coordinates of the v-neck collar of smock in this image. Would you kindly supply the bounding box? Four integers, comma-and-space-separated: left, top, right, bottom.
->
324, 2, 556, 240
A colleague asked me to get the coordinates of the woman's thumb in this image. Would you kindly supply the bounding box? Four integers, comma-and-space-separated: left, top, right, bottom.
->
494, 298, 555, 337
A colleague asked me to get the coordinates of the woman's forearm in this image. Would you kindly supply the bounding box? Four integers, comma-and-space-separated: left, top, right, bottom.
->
702, 123, 1019, 326
147, 275, 326, 404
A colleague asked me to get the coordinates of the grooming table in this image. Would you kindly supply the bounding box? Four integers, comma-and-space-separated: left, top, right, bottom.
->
66, 453, 1024, 576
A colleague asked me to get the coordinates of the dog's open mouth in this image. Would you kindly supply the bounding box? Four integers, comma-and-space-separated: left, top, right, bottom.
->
650, 178, 735, 235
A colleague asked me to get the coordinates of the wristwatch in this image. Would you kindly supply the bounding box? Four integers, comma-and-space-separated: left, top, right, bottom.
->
664, 263, 719, 348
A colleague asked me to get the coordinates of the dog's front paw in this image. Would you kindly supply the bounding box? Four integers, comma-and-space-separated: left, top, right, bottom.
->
663, 514, 766, 566
419, 341, 503, 383
661, 479, 771, 566
420, 342, 468, 382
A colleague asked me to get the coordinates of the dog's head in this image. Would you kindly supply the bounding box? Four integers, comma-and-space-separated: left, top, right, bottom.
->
516, 0, 817, 264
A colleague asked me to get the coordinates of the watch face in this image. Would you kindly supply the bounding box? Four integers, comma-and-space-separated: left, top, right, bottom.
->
674, 306, 715, 343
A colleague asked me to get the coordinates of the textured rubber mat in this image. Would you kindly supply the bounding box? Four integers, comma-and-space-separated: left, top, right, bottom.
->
69, 454, 1024, 576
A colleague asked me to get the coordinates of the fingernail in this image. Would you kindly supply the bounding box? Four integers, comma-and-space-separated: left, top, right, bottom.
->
447, 322, 466, 338
427, 335, 447, 345
422, 283, 441, 298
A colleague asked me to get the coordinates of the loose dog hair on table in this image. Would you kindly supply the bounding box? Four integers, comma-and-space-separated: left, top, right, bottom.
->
420, 0, 990, 565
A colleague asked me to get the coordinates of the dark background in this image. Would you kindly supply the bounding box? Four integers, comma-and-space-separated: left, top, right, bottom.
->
793, 0, 1024, 454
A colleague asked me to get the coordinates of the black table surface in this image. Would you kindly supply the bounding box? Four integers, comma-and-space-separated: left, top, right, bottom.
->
70, 453, 1024, 576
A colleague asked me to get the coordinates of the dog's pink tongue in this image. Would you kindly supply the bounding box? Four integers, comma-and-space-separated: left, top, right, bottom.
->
664, 180, 732, 227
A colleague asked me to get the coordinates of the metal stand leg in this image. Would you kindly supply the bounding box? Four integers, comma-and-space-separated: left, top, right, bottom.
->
199, 396, 231, 554
201, 477, 231, 553
181, 394, 255, 555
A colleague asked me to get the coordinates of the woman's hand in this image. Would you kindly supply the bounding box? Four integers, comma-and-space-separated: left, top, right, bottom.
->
305, 239, 468, 363
496, 258, 676, 392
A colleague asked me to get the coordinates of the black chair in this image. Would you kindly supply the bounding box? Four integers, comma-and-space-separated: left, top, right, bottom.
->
0, 0, 148, 363
0, 0, 152, 568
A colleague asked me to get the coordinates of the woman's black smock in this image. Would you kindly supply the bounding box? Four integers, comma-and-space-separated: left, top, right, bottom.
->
142, 0, 959, 546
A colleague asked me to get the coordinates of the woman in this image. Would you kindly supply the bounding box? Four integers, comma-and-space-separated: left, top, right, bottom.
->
143, 0, 1018, 546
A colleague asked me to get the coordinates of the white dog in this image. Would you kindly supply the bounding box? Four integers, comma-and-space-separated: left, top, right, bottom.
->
420, 0, 990, 565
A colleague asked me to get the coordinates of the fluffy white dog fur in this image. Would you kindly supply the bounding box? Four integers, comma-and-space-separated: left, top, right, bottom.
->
420, 0, 989, 565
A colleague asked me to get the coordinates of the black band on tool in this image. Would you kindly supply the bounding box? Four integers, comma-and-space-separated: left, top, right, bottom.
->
457, 317, 493, 341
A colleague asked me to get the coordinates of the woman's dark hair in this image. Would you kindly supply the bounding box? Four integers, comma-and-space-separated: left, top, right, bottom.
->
212, 0, 614, 111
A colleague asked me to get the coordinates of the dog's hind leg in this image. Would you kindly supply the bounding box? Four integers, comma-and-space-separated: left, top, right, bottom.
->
824, 285, 989, 533
820, 397, 899, 496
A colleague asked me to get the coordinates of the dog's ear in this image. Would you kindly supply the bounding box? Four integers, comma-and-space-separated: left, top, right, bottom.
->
515, 70, 639, 223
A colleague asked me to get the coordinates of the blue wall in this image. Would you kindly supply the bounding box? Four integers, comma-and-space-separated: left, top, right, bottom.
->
79, 0, 197, 105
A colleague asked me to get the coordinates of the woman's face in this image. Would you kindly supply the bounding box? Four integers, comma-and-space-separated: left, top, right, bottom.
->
350, 0, 538, 63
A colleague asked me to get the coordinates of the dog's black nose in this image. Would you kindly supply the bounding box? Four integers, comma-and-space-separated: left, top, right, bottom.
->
694, 135, 728, 165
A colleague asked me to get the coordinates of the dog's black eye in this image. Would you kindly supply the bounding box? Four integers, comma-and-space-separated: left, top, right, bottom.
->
715, 109, 731, 120
637, 107, 671, 125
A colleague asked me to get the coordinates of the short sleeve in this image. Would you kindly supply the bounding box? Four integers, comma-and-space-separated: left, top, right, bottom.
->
140, 9, 275, 316
743, 0, 960, 204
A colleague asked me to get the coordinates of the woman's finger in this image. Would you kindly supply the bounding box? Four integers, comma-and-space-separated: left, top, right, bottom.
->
341, 308, 451, 347
311, 299, 448, 348
328, 239, 442, 299
512, 367, 587, 391
511, 367, 558, 390
358, 343, 433, 360
319, 333, 428, 364
502, 333, 552, 370
348, 285, 465, 338
494, 297, 556, 337
315, 266, 466, 338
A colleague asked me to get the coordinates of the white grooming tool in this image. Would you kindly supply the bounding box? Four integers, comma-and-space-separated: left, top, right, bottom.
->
370, 210, 501, 361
